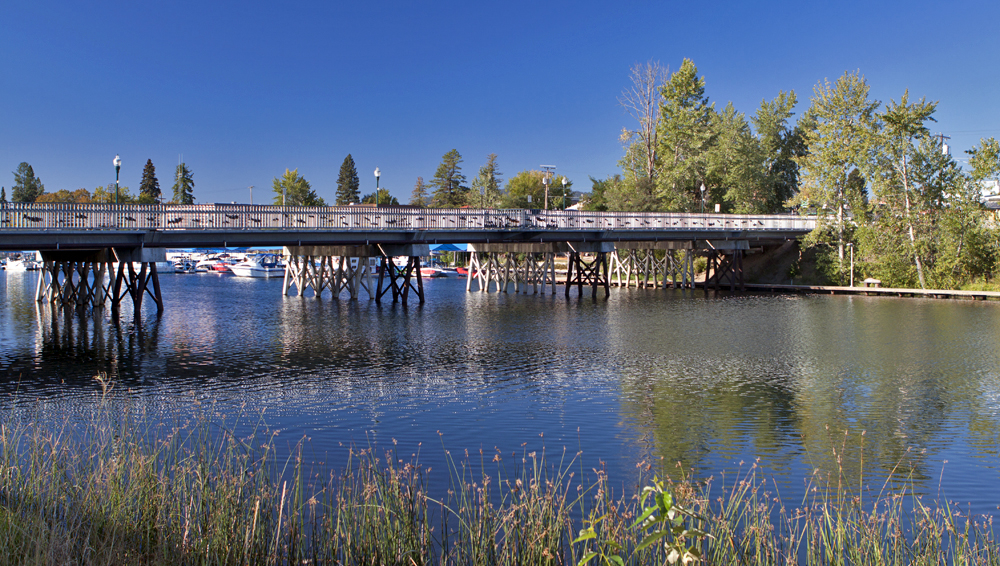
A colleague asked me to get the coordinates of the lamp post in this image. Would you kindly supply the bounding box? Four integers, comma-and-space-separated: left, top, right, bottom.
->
249, 185, 254, 205
113, 154, 121, 205
542, 174, 550, 210
561, 177, 568, 209
700, 182, 706, 213
374, 167, 380, 207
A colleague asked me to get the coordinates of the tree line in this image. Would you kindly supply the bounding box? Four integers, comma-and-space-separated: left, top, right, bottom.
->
593, 59, 1000, 290
3, 160, 195, 205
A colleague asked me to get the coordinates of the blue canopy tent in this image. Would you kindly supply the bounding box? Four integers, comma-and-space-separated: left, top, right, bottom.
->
429, 243, 468, 252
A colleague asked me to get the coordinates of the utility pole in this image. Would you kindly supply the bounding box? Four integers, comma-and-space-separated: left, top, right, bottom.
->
540, 165, 556, 210
934, 133, 951, 155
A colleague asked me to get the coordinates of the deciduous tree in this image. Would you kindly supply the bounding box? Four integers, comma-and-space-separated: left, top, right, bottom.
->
12, 162, 44, 203
336, 155, 360, 205
361, 188, 398, 205
172, 163, 195, 204
619, 61, 667, 185
272, 169, 324, 206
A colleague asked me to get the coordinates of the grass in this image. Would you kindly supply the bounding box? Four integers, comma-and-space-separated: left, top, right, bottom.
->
1, 380, 998, 565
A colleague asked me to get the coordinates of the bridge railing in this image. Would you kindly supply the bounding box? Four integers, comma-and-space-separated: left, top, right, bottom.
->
0, 203, 816, 233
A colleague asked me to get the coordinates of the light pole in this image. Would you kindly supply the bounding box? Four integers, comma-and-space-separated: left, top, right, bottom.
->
561, 177, 568, 209
374, 167, 380, 207
249, 185, 254, 205
700, 182, 706, 213
540, 165, 556, 210
113, 154, 121, 205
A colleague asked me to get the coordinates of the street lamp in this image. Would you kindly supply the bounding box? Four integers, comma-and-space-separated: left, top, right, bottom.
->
374, 167, 380, 207
700, 182, 706, 213
542, 174, 550, 210
561, 177, 568, 209
249, 185, 254, 206
113, 154, 121, 205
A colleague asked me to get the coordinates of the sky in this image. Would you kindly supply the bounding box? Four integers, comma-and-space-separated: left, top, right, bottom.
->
2, 0, 999, 205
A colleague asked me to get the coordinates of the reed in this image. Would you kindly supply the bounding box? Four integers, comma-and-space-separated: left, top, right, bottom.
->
0, 385, 997, 565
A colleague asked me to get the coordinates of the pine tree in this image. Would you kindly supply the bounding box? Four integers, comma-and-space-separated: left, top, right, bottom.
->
139, 159, 161, 203
469, 154, 503, 208
335, 154, 360, 205
0, 187, 6, 203
172, 163, 195, 204
409, 177, 428, 207
11, 162, 44, 203
429, 149, 467, 208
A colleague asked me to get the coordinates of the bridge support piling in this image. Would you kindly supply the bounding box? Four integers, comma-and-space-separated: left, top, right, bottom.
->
467, 243, 562, 293
374, 244, 429, 305
34, 248, 162, 318
700, 240, 748, 293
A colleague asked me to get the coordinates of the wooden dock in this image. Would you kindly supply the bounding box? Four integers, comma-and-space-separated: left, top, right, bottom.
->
741, 283, 1000, 301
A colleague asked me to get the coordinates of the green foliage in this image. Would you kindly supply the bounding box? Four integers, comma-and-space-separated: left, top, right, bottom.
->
583, 176, 616, 211
0, 187, 6, 203
92, 184, 137, 204
469, 153, 504, 208
336, 154, 361, 205
409, 176, 429, 207
967, 137, 1000, 182
360, 188, 398, 205
502, 170, 546, 209
139, 159, 161, 203
429, 149, 468, 208
35, 188, 93, 203
11, 162, 44, 203
272, 168, 325, 206
172, 163, 195, 204
656, 59, 716, 211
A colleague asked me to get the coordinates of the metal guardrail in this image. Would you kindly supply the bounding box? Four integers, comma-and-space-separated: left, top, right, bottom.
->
0, 203, 816, 233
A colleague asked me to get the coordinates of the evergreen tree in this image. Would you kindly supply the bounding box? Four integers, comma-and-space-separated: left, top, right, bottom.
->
469, 154, 503, 208
139, 159, 161, 204
11, 162, 44, 203
0, 187, 6, 203
335, 154, 360, 205
656, 59, 716, 211
272, 169, 325, 206
172, 163, 195, 204
429, 149, 467, 208
409, 177, 428, 207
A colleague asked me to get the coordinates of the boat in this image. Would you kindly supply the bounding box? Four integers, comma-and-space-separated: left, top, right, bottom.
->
230, 255, 285, 278
173, 260, 197, 274
419, 266, 450, 278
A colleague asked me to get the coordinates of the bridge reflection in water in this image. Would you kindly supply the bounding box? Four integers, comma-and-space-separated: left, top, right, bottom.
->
1, 203, 815, 312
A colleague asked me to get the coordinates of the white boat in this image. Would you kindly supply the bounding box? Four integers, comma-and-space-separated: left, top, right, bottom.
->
173, 260, 197, 274
5, 259, 28, 272
230, 255, 285, 278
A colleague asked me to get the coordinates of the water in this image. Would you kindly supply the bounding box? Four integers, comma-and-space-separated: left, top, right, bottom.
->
2, 270, 999, 516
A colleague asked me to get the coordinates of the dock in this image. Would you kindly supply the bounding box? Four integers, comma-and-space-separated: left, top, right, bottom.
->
742, 283, 1000, 301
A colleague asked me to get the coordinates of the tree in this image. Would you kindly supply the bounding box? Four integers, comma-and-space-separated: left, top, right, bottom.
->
409, 177, 429, 207
657, 59, 716, 211
36, 188, 92, 203
795, 70, 880, 283
583, 176, 616, 211
619, 61, 667, 185
361, 188, 398, 205
93, 184, 136, 203
139, 159, 161, 204
469, 154, 503, 208
12, 162, 44, 203
870, 90, 938, 288
708, 102, 763, 213
336, 154, 361, 205
429, 149, 467, 208
1, 187, 6, 203
501, 170, 546, 208
172, 163, 195, 204
272, 169, 325, 206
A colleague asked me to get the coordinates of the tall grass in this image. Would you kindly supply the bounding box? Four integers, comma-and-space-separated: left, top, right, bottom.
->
0, 382, 998, 565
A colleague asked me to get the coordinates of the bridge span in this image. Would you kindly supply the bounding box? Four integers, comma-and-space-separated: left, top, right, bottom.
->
1, 203, 816, 312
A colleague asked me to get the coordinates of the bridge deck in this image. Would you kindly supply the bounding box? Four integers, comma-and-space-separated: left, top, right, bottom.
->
0, 204, 815, 250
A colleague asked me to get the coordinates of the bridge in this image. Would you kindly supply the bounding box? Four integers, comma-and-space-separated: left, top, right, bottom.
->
1, 203, 816, 313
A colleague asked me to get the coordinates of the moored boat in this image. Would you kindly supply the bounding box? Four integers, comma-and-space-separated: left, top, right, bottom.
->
230, 255, 285, 278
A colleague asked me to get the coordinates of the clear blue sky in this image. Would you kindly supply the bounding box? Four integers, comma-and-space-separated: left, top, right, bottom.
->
2, 1, 998, 204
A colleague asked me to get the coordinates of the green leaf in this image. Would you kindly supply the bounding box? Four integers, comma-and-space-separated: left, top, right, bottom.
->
608, 555, 625, 566
635, 530, 668, 551
573, 530, 597, 543
577, 551, 597, 566
630, 505, 658, 529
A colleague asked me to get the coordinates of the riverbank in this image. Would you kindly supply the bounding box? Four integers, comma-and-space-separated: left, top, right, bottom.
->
1, 392, 997, 565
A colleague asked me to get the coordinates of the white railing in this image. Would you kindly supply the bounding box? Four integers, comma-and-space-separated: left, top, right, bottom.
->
0, 203, 816, 233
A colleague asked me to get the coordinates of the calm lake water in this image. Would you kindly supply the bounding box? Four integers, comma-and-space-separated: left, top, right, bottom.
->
2, 269, 999, 515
